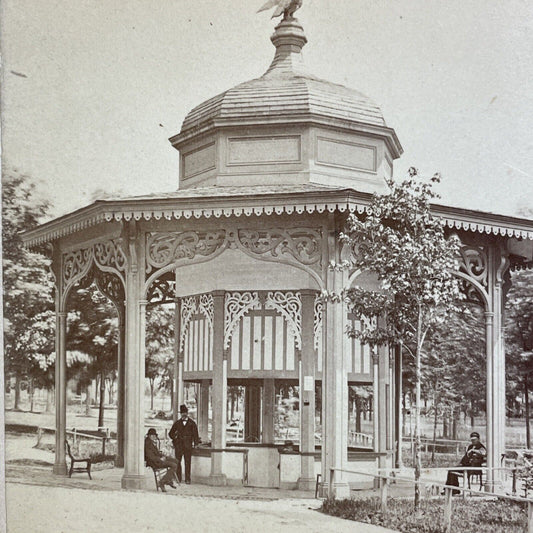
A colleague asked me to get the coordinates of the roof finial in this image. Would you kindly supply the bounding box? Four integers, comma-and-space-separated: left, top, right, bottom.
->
257, 0, 303, 22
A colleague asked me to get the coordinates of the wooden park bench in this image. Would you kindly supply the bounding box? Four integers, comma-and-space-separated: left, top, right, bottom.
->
65, 441, 92, 479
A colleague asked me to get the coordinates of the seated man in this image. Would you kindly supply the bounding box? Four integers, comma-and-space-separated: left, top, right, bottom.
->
144, 428, 179, 492
444, 431, 486, 494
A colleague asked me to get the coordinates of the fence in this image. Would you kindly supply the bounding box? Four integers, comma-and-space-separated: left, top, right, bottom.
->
36, 426, 115, 457
326, 466, 533, 533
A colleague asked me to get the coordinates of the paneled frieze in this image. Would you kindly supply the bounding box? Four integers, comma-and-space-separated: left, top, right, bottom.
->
146, 230, 228, 274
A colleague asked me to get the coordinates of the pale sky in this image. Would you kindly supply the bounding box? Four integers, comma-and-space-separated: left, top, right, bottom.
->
1, 0, 532, 219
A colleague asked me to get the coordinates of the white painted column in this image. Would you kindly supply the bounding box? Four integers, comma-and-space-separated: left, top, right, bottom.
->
53, 311, 67, 475
115, 308, 125, 467
173, 297, 183, 423
485, 310, 494, 490
321, 221, 350, 498
298, 290, 317, 490
121, 224, 146, 490
210, 290, 227, 485
378, 343, 388, 471
372, 351, 379, 455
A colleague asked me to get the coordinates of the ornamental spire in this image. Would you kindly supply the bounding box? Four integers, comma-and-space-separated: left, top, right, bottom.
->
260, 1, 309, 78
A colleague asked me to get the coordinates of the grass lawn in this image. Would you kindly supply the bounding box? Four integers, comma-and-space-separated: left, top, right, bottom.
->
321, 497, 528, 533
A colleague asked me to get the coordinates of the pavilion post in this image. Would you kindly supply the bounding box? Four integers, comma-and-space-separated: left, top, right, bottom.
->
173, 296, 183, 422
321, 218, 350, 498
121, 223, 146, 490
115, 307, 125, 467
298, 289, 316, 490
372, 351, 379, 455
485, 244, 508, 490
378, 340, 389, 471
209, 290, 227, 485
53, 309, 67, 475
395, 344, 403, 468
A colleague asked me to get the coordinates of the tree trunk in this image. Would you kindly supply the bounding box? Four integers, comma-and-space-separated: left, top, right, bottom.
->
85, 384, 92, 416
452, 409, 458, 440
230, 394, 235, 420
98, 371, 105, 428
443, 417, 449, 439
46, 386, 54, 413
414, 311, 423, 511
29, 378, 35, 413
525, 373, 530, 449
431, 392, 438, 464
14, 374, 22, 410
150, 379, 155, 411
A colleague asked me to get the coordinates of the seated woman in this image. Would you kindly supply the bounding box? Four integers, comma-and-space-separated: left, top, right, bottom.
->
444, 431, 486, 494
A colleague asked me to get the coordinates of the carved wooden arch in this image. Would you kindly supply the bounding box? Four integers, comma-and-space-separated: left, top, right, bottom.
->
61, 238, 126, 311
143, 225, 326, 299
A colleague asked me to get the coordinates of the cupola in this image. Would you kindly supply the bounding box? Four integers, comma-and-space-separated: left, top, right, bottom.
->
169, 16, 403, 194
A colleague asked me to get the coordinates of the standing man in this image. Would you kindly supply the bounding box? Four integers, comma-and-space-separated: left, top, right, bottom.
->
169, 404, 199, 484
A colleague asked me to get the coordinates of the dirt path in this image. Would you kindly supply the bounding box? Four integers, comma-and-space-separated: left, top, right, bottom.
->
5, 483, 397, 533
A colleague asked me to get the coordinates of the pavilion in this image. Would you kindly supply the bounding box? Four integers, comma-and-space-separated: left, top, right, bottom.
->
23, 13, 533, 496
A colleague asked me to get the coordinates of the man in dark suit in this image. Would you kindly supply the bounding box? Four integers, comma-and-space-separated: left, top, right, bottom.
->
169, 404, 199, 484
144, 428, 179, 492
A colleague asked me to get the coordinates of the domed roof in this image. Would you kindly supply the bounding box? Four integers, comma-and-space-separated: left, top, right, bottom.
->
178, 19, 386, 139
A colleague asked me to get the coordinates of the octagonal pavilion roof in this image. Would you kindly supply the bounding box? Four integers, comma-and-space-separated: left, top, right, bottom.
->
172, 18, 394, 151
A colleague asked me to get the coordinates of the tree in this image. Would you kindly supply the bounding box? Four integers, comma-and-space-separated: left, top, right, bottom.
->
67, 287, 118, 428
505, 269, 533, 447
145, 305, 174, 411
2, 170, 55, 409
340, 168, 461, 509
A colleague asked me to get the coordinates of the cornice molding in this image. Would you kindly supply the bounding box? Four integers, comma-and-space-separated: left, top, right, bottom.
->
22, 188, 533, 247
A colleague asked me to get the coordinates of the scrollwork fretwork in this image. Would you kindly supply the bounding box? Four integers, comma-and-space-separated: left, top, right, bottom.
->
94, 269, 125, 313
224, 292, 260, 349
458, 246, 488, 289
146, 231, 228, 273
235, 228, 322, 266
265, 291, 302, 349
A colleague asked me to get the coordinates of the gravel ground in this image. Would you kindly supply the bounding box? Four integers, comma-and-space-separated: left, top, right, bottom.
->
5, 483, 397, 533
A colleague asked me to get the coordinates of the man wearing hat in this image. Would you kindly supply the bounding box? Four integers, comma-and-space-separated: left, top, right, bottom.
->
144, 428, 179, 492
444, 431, 486, 494
169, 404, 199, 484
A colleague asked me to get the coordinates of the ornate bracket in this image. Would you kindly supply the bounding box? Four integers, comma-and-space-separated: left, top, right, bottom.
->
179, 293, 214, 352
62, 238, 126, 306
223, 292, 261, 350
265, 291, 302, 349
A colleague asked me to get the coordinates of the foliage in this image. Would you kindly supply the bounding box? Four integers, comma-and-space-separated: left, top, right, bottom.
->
145, 305, 174, 409
2, 170, 55, 404
66, 287, 119, 425
339, 169, 462, 508
505, 270, 533, 404
320, 497, 527, 533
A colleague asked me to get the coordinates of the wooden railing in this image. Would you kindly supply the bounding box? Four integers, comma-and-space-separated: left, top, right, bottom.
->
326, 466, 533, 533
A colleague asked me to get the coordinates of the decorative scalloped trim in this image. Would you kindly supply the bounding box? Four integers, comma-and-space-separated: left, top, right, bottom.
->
25, 202, 533, 246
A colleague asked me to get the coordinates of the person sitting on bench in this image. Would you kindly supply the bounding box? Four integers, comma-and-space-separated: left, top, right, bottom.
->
144, 428, 179, 492
444, 431, 486, 494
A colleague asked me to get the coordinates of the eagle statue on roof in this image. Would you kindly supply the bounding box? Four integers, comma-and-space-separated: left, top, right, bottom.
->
257, 0, 303, 21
